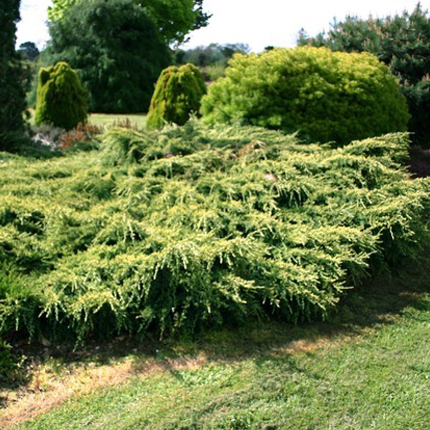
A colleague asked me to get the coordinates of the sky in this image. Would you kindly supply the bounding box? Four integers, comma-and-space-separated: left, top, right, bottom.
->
17, 0, 430, 53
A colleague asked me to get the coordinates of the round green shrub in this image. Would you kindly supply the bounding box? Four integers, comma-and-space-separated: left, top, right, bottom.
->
201, 47, 410, 145
35, 62, 87, 131
146, 63, 207, 129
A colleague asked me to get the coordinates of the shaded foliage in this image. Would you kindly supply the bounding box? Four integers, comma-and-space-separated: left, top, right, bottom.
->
0, 0, 29, 152
46, 0, 170, 113
409, 145, 430, 177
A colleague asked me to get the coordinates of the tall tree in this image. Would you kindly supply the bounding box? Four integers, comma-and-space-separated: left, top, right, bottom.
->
298, 3, 430, 147
48, 0, 211, 45
0, 0, 28, 151
46, 0, 171, 113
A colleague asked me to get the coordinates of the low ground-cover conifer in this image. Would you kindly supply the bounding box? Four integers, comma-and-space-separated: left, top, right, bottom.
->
0, 122, 428, 343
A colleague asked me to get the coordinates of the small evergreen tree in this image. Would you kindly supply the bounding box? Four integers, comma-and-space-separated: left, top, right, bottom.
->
147, 63, 207, 129
0, 0, 28, 151
35, 62, 87, 130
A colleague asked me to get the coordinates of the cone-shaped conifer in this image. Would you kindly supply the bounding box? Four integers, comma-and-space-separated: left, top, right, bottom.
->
147, 63, 206, 129
35, 62, 87, 130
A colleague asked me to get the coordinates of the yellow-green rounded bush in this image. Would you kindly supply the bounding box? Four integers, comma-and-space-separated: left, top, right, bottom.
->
35, 62, 87, 131
146, 63, 206, 129
201, 47, 410, 145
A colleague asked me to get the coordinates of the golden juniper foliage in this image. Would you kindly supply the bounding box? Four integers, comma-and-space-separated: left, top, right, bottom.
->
35, 62, 87, 131
146, 63, 207, 129
201, 47, 410, 146
0, 121, 429, 340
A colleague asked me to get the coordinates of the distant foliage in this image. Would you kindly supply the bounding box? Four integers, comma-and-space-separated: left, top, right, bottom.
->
18, 41, 40, 62
0, 121, 429, 343
146, 64, 207, 129
173, 43, 250, 84
298, 3, 430, 148
201, 64, 226, 82
35, 62, 87, 130
174, 43, 251, 67
46, 0, 170, 113
201, 47, 410, 146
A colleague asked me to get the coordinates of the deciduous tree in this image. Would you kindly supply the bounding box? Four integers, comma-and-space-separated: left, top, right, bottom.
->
18, 42, 40, 62
48, 0, 210, 45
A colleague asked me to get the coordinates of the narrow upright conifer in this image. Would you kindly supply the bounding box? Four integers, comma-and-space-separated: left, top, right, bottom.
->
0, 0, 28, 151
35, 62, 87, 130
147, 63, 207, 129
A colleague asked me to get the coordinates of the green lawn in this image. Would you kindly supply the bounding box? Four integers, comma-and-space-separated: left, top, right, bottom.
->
2, 121, 429, 429
13, 272, 430, 430
27, 110, 147, 129
88, 113, 146, 129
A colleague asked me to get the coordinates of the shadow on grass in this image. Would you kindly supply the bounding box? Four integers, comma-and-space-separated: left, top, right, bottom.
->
3, 252, 430, 393
0, 254, 429, 430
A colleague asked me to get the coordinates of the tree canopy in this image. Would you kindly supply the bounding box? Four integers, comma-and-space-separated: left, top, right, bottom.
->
46, 0, 171, 113
18, 42, 40, 62
48, 0, 211, 45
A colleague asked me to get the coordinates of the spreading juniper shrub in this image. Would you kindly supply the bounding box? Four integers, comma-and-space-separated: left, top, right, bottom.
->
0, 121, 428, 343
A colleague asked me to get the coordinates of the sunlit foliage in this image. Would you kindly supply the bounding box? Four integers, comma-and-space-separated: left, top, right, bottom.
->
0, 122, 428, 342
201, 47, 409, 146
147, 64, 207, 129
35, 62, 87, 130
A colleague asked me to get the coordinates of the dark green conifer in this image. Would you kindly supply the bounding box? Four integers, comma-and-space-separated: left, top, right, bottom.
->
0, 0, 28, 151
147, 63, 207, 129
35, 62, 87, 130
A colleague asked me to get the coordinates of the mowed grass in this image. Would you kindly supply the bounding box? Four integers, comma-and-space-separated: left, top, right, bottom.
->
10, 272, 430, 430
27, 109, 147, 129
88, 113, 146, 129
